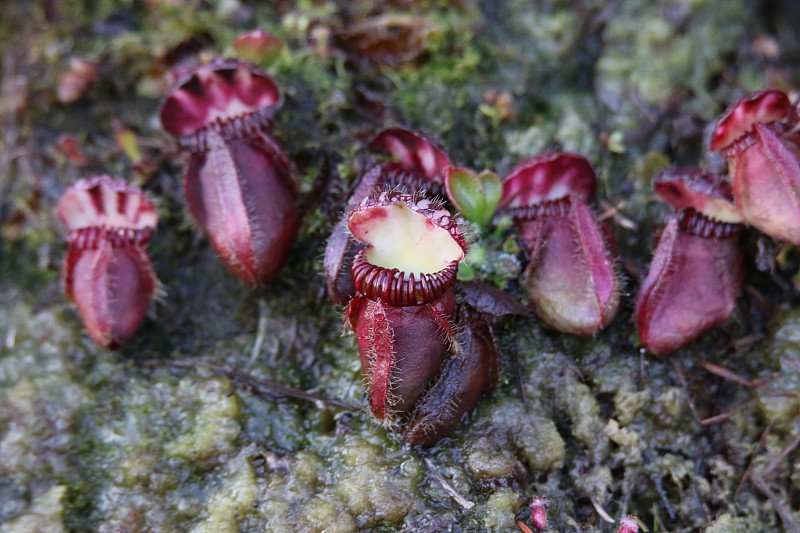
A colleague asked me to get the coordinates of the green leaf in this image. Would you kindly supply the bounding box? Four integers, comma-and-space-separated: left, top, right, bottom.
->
445, 167, 502, 227
478, 170, 502, 223
457, 261, 475, 281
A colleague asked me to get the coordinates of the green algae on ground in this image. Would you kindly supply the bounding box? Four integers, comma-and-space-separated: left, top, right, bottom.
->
2, 485, 67, 533
2, 0, 800, 531
596, 0, 749, 131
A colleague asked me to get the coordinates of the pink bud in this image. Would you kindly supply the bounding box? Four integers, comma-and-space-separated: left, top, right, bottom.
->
58, 176, 158, 348
56, 57, 99, 104
56, 135, 89, 166
160, 59, 300, 285
616, 515, 639, 533
232, 29, 283, 64
344, 191, 466, 423
528, 497, 549, 530
636, 169, 744, 356
710, 89, 800, 243
499, 153, 620, 336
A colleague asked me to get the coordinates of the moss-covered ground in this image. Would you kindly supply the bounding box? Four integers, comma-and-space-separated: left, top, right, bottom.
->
1, 0, 800, 531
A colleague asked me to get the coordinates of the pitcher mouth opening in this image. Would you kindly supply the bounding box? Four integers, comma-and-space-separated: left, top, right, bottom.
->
159, 59, 280, 139
348, 192, 466, 305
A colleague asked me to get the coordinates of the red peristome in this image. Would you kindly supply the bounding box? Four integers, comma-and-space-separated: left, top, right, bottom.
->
654, 168, 741, 224
709, 89, 798, 152
160, 59, 280, 138
351, 250, 458, 306
346, 193, 464, 306
368, 128, 451, 184
676, 209, 741, 239
499, 152, 597, 210
517, 197, 620, 336
636, 214, 743, 356
58, 177, 158, 349
184, 130, 300, 285
349, 190, 467, 257
58, 175, 157, 234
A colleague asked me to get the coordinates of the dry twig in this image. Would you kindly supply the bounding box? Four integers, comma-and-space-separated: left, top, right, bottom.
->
700, 360, 778, 388
516, 520, 534, 533
142, 358, 359, 411
590, 499, 615, 524
597, 198, 637, 231
424, 458, 475, 509
736, 422, 774, 496
700, 398, 758, 425
752, 471, 798, 533
763, 433, 800, 479
671, 360, 701, 423
746, 432, 800, 532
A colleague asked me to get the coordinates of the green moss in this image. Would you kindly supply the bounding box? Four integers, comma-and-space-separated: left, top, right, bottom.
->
596, 0, 750, 132
705, 513, 738, 533
466, 437, 521, 480
2, 485, 67, 533
189, 450, 257, 533
165, 377, 241, 461
299, 495, 357, 533
479, 488, 522, 531
757, 310, 800, 426
488, 398, 566, 472
1, 0, 797, 530
332, 435, 415, 525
